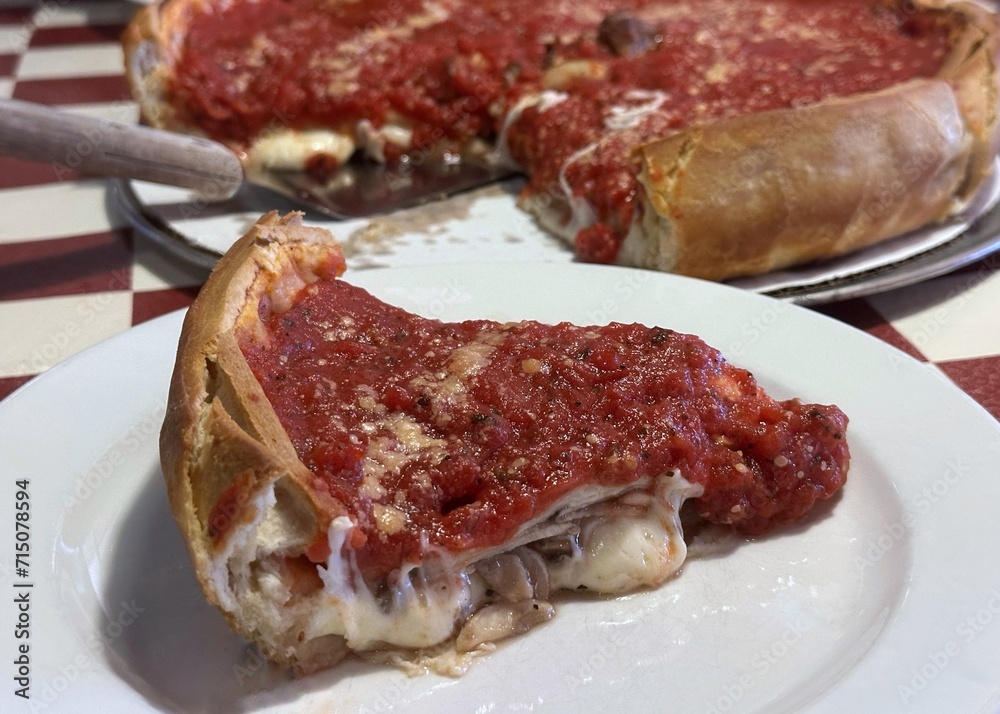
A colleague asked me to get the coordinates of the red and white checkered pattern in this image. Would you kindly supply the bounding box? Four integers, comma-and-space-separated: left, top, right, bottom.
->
0, 0, 205, 399
1, 0, 999, 421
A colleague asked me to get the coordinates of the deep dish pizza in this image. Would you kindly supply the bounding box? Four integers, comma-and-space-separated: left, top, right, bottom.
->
124, 0, 1000, 280
160, 212, 850, 673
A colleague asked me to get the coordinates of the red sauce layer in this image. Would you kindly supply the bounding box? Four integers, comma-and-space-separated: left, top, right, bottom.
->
172, 0, 611, 151
240, 278, 849, 583
173, 0, 952, 262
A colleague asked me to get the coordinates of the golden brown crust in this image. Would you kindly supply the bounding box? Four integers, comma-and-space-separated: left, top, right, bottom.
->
630, 79, 973, 279
630, 0, 1000, 280
121, 0, 199, 132
938, 1, 1000, 198
159, 212, 349, 669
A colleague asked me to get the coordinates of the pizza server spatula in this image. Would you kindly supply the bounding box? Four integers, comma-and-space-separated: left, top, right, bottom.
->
0, 98, 515, 218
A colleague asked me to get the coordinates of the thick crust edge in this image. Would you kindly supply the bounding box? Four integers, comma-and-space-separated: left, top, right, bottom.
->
629, 0, 1000, 280
121, 0, 200, 134
160, 211, 350, 671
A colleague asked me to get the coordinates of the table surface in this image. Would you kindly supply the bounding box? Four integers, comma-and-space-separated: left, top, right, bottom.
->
1, 0, 999, 422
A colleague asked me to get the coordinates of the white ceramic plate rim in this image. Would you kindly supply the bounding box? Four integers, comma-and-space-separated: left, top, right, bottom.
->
3, 263, 1000, 713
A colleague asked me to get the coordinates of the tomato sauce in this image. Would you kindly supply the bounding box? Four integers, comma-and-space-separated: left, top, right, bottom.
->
240, 278, 849, 582
173, 0, 953, 263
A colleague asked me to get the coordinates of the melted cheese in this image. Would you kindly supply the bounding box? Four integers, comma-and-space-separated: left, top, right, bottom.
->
543, 89, 670, 240
246, 129, 356, 170
357, 119, 414, 162
493, 90, 568, 167
547, 474, 702, 592
310, 517, 474, 650
293, 471, 703, 653
557, 141, 600, 235
603, 90, 668, 132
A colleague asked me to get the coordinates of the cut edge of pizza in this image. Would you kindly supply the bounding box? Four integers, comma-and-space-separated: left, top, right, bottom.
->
512, 1, 1000, 279
124, 0, 1000, 281
161, 212, 850, 675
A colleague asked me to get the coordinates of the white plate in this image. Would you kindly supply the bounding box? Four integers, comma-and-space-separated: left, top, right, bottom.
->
3, 263, 1000, 713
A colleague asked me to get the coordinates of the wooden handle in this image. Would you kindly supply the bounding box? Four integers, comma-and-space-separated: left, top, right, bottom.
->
0, 98, 244, 198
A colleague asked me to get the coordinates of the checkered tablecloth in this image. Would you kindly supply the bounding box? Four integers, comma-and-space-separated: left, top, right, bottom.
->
1, 0, 999, 421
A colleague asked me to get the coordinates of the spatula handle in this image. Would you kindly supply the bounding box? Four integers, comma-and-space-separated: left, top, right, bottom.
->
0, 98, 244, 198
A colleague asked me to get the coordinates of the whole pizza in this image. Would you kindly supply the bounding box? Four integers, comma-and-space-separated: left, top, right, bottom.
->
124, 0, 1000, 279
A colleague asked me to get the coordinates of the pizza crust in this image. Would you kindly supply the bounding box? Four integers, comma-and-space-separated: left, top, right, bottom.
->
628, 79, 973, 279
160, 212, 354, 670
121, 0, 198, 139
624, 1, 1000, 279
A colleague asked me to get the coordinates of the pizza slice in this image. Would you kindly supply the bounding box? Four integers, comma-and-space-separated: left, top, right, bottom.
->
124, 0, 1000, 280
161, 212, 850, 673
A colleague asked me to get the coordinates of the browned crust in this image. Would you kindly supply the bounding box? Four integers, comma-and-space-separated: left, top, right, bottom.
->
630, 79, 973, 279
938, 1, 1000, 197
121, 0, 201, 133
159, 211, 348, 669
631, 0, 1000, 280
